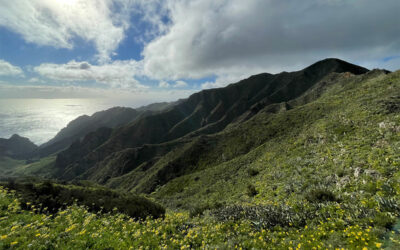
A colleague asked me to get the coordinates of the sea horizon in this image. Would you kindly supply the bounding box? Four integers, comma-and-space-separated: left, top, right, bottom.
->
0, 98, 140, 145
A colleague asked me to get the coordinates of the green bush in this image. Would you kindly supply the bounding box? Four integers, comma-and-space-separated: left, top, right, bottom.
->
247, 167, 260, 176
247, 184, 258, 197
2, 181, 165, 219
211, 204, 313, 229
305, 187, 338, 203
189, 202, 224, 218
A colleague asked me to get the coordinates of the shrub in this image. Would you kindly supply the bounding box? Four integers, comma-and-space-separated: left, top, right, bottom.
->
211, 204, 313, 229
211, 201, 392, 230
247, 184, 258, 197
247, 168, 259, 176
3, 181, 165, 219
189, 202, 224, 218
305, 187, 338, 203
374, 213, 396, 229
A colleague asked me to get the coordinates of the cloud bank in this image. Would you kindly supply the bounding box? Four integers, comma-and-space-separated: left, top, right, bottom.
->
0, 59, 24, 76
34, 60, 145, 88
0, 81, 197, 106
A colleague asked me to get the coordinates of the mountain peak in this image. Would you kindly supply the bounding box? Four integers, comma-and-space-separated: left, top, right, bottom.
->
9, 134, 35, 144
304, 58, 369, 76
10, 134, 22, 139
0, 134, 37, 159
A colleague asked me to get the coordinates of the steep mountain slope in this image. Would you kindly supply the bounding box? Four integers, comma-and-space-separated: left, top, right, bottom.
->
54, 58, 369, 183
100, 70, 390, 195
35, 103, 175, 158
149, 69, 399, 209
0, 134, 38, 159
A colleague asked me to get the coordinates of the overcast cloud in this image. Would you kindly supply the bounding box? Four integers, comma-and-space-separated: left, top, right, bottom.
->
143, 0, 400, 86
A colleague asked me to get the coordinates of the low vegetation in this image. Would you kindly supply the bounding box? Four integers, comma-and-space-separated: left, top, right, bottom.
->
0, 156, 56, 181
1, 181, 164, 220
1, 186, 399, 249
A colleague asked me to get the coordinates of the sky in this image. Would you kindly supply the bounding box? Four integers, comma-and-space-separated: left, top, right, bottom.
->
0, 0, 399, 105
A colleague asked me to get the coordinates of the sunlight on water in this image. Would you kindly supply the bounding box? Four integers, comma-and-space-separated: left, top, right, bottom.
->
0, 99, 125, 145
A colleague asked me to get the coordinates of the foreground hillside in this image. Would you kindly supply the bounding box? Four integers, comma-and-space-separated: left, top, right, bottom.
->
1, 185, 398, 249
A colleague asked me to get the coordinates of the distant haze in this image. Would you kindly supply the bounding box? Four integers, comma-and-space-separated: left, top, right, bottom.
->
0, 99, 147, 145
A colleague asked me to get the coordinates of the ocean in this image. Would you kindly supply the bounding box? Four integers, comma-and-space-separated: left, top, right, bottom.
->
0, 99, 133, 145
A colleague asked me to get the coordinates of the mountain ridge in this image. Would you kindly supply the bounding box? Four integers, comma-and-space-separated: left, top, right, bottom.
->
53, 58, 370, 186
32, 102, 177, 158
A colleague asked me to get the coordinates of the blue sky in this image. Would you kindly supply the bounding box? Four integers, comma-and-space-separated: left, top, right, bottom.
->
0, 0, 399, 105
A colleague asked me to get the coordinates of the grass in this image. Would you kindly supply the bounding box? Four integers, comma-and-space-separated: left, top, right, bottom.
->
13, 156, 57, 177
0, 156, 57, 180
0, 157, 25, 178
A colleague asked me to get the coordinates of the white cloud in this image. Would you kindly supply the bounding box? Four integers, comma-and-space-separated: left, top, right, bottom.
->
0, 0, 133, 63
173, 80, 187, 88
158, 81, 170, 88
0, 59, 24, 76
34, 60, 146, 89
142, 0, 400, 81
128, 0, 170, 44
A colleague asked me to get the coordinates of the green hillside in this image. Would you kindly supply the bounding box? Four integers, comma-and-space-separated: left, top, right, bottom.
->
0, 156, 56, 181
0, 157, 25, 178
151, 69, 400, 212
1, 63, 400, 249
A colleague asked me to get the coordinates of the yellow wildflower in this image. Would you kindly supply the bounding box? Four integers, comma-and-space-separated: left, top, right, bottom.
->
10, 241, 18, 246
1, 235, 7, 240
375, 243, 382, 248
65, 224, 77, 232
